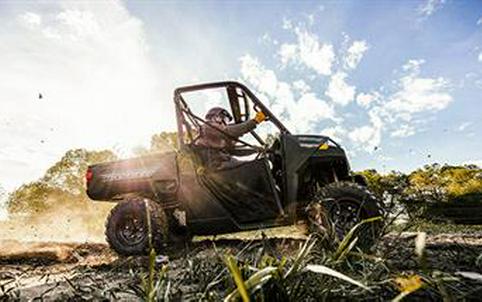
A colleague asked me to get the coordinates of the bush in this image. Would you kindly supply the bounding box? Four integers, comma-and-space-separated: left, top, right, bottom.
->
358, 164, 482, 223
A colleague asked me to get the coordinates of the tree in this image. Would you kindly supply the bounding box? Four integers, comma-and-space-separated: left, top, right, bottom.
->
406, 163, 447, 203
150, 132, 178, 153
7, 181, 65, 213
356, 169, 384, 198
440, 165, 482, 200
0, 184, 7, 218
7, 148, 116, 214
405, 164, 482, 204
132, 132, 179, 156
43, 149, 117, 195
356, 169, 410, 215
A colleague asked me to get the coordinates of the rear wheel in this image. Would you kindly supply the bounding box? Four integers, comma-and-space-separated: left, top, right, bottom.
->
306, 181, 384, 250
105, 197, 167, 256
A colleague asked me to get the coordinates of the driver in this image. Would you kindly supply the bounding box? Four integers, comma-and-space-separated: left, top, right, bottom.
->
196, 107, 266, 169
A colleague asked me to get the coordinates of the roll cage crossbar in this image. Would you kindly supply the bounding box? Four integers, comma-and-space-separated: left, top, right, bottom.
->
177, 96, 260, 151
174, 81, 290, 149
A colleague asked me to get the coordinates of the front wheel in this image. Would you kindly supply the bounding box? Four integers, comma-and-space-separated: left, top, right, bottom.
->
105, 197, 167, 256
306, 181, 384, 250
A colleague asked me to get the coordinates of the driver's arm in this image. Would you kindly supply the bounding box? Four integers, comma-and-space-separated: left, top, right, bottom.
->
224, 119, 257, 138
224, 111, 266, 138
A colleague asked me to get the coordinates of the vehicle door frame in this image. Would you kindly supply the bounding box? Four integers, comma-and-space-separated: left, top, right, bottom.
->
173, 81, 290, 222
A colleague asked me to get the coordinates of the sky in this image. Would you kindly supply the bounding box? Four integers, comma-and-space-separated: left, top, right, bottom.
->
0, 0, 481, 196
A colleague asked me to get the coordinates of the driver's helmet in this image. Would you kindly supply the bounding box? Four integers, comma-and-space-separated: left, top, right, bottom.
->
205, 107, 233, 125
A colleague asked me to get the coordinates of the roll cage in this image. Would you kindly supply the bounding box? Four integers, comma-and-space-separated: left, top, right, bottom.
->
173, 81, 290, 150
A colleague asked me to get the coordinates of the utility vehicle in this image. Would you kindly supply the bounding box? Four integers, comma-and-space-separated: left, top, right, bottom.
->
86, 81, 384, 255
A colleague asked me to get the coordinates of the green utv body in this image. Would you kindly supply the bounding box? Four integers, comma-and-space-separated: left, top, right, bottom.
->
86, 81, 384, 255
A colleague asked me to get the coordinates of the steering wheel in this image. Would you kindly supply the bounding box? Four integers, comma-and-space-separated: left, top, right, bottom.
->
254, 136, 281, 160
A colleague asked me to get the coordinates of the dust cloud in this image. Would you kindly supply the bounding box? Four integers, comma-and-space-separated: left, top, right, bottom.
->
0, 200, 114, 244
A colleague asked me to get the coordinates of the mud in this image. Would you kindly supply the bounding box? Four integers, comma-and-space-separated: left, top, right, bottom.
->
0, 232, 481, 301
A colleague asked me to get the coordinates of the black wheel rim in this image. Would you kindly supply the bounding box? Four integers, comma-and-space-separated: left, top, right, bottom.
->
329, 198, 364, 239
117, 214, 146, 246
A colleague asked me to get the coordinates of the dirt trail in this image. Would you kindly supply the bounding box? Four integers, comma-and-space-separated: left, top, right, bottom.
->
0, 241, 112, 264
0, 232, 481, 301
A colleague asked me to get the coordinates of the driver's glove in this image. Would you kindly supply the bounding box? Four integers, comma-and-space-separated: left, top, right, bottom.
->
254, 111, 266, 124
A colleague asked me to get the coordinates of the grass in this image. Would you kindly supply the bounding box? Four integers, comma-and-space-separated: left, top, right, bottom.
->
126, 212, 482, 302
5, 220, 478, 301
76, 200, 480, 301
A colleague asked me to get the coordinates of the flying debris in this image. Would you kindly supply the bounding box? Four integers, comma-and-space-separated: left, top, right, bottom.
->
373, 146, 378, 151
427, 154, 432, 158
38, 93, 43, 100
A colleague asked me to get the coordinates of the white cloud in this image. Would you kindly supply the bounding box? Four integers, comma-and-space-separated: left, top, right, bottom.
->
457, 121, 472, 131
391, 124, 416, 138
348, 58, 453, 145
402, 59, 425, 72
0, 1, 165, 190
478, 52, 482, 62
347, 107, 384, 152
240, 55, 280, 96
242, 24, 454, 158
478, 17, 482, 26
19, 12, 42, 28
348, 125, 381, 152
279, 27, 335, 76
297, 30, 335, 75
305, 13, 315, 26
282, 18, 293, 30
294, 93, 336, 133
344, 40, 369, 69
356, 92, 381, 108
385, 59, 452, 115
326, 72, 356, 106
279, 43, 297, 66
417, 0, 446, 17
322, 125, 347, 142
386, 77, 451, 113
292, 79, 311, 94
240, 54, 337, 133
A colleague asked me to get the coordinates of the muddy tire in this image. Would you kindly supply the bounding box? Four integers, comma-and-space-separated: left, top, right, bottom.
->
105, 197, 167, 256
306, 181, 384, 250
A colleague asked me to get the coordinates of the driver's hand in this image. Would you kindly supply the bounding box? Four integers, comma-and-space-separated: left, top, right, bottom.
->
254, 111, 266, 124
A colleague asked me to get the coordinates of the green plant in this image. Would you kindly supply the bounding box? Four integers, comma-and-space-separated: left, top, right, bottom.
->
131, 201, 172, 302
223, 217, 385, 301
